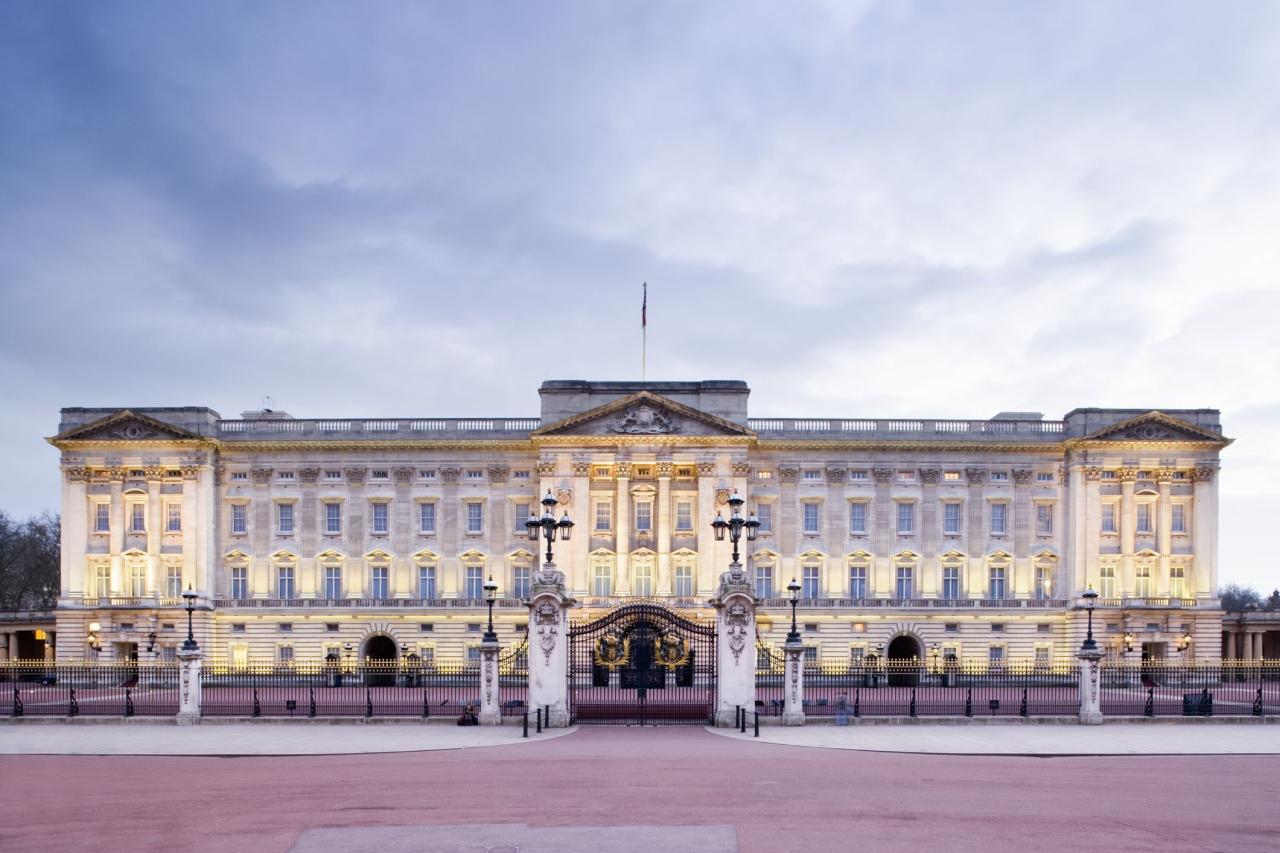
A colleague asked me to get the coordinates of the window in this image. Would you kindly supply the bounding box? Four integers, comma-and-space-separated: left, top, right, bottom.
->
465, 567, 484, 599
371, 502, 389, 535
895, 565, 913, 599
419, 502, 436, 534
674, 565, 693, 597
514, 502, 531, 532
230, 472, 248, 482
513, 469, 531, 480
417, 565, 436, 599
466, 503, 484, 534
1136, 503, 1152, 534
943, 503, 961, 535
1034, 566, 1052, 600
757, 503, 773, 533
896, 470, 915, 483
1172, 504, 1187, 534
278, 646, 294, 663
231, 566, 247, 599
94, 503, 110, 533
633, 564, 653, 596
988, 566, 1006, 599
1036, 504, 1053, 536
129, 564, 146, 597
944, 471, 961, 482
989, 646, 1005, 664
1101, 470, 1116, 480
1101, 504, 1117, 534
635, 501, 652, 532
324, 470, 342, 481
231, 504, 247, 535
803, 503, 821, 534
512, 566, 531, 599
849, 503, 867, 535
897, 502, 914, 535
990, 503, 1007, 535
945, 623, 959, 633
164, 504, 181, 533
991, 623, 1006, 633
804, 470, 822, 480
755, 469, 771, 480
95, 564, 111, 597
594, 501, 611, 532
325, 566, 342, 599
802, 566, 820, 599
129, 504, 145, 533
675, 501, 693, 531
277, 565, 295, 598
1037, 472, 1054, 482
277, 503, 294, 534
942, 566, 960, 600
593, 564, 612, 596
371, 565, 389, 600
166, 566, 182, 598
1034, 646, 1051, 665
990, 471, 1008, 482
279, 623, 293, 633
849, 565, 867, 599
465, 469, 482, 480
756, 565, 774, 599
1135, 566, 1152, 597
467, 646, 482, 663
850, 470, 868, 481
418, 469, 436, 480
325, 502, 342, 535
1099, 566, 1116, 599
277, 471, 294, 482
1169, 566, 1186, 599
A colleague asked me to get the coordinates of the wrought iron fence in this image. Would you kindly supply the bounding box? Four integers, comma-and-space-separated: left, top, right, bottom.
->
498, 639, 529, 716
200, 660, 481, 718
1, 661, 180, 717
1099, 661, 1280, 718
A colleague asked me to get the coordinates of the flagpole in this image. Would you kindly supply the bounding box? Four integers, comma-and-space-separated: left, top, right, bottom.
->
642, 282, 647, 382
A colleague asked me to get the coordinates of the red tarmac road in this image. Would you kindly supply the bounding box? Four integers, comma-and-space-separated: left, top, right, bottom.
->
2, 726, 1277, 852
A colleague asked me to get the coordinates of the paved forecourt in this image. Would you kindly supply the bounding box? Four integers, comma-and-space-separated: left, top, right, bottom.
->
710, 720, 1280, 755
0, 722, 572, 755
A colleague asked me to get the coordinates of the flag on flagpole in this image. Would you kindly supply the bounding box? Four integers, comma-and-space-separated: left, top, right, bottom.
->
642, 282, 647, 328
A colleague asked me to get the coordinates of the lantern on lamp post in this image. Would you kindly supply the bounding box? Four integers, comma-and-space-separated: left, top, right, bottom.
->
526, 490, 574, 565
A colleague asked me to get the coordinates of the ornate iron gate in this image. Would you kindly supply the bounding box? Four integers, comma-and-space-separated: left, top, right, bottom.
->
568, 602, 716, 725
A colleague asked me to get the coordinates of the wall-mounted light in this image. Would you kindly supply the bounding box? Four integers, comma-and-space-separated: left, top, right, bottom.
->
1123, 632, 1136, 653
87, 621, 102, 652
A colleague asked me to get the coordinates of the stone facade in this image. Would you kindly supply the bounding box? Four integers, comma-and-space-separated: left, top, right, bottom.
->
47, 381, 1231, 667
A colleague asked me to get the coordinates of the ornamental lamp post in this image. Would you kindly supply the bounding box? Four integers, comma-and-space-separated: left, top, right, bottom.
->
483, 575, 499, 642
181, 585, 199, 651
711, 491, 759, 565
786, 577, 802, 643
526, 490, 574, 564
1080, 587, 1099, 652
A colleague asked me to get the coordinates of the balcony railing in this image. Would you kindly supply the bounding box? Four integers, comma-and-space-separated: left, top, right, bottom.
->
208, 597, 529, 609
73, 596, 187, 608
756, 597, 1072, 609
746, 418, 1065, 438
216, 418, 541, 438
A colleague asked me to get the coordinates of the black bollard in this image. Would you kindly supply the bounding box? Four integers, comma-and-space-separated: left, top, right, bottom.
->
754, 711, 759, 738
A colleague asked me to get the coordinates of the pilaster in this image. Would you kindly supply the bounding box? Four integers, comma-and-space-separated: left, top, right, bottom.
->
710, 563, 756, 726
614, 462, 631, 595
782, 638, 806, 726
527, 563, 575, 726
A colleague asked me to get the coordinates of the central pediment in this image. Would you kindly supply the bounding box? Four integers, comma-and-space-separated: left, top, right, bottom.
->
533, 391, 754, 438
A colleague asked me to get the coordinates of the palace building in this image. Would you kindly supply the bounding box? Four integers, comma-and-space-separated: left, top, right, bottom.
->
46, 380, 1231, 669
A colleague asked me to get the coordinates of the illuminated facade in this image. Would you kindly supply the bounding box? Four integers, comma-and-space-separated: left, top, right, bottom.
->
48, 380, 1231, 666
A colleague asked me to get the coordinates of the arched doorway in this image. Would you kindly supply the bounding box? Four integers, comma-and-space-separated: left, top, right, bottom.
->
363, 635, 398, 687
886, 635, 922, 686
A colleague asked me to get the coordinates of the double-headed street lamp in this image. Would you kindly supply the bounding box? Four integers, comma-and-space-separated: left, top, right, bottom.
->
526, 489, 574, 564
1081, 587, 1099, 652
181, 584, 199, 651
483, 576, 499, 642
711, 491, 759, 564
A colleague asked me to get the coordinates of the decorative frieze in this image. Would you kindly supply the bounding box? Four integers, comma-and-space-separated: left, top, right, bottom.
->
873, 467, 894, 484
917, 468, 940, 485
1012, 469, 1034, 485
298, 468, 320, 485
1084, 466, 1104, 481
1192, 466, 1216, 483
778, 467, 800, 483
487, 465, 510, 483
250, 468, 272, 486
696, 460, 715, 477
825, 466, 847, 484
179, 464, 200, 481
65, 466, 90, 482
439, 467, 462, 484
1155, 467, 1177, 484
731, 462, 751, 478
571, 461, 593, 477
345, 467, 367, 485
1115, 467, 1139, 482
394, 467, 414, 484
143, 465, 165, 480
104, 466, 127, 481
536, 460, 557, 477
964, 468, 987, 485
614, 461, 633, 478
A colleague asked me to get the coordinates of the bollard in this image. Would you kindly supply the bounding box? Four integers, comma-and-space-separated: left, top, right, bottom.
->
536, 707, 543, 733
523, 711, 529, 738
754, 711, 759, 738
740, 707, 746, 733
735, 705, 742, 729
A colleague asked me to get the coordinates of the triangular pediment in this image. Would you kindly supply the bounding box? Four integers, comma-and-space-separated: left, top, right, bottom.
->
1081, 411, 1227, 444
532, 391, 754, 438
53, 410, 201, 442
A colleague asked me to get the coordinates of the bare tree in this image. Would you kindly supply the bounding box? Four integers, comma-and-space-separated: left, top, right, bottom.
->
1218, 583, 1262, 613
0, 511, 60, 611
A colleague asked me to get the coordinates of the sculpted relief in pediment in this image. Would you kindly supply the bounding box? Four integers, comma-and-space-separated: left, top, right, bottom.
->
608, 403, 679, 435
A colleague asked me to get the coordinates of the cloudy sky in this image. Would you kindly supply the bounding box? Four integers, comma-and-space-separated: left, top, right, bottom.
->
2, 2, 1277, 592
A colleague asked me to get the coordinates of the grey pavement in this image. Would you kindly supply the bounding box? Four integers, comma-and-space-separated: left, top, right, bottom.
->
0, 722, 574, 755
708, 720, 1280, 754
289, 824, 738, 853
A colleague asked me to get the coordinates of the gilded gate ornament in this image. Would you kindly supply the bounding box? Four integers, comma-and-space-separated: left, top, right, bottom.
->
654, 632, 690, 669
594, 633, 630, 669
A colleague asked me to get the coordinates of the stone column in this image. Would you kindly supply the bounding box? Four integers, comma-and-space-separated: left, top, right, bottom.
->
570, 461, 592, 595
1081, 466, 1101, 594
1118, 468, 1137, 597
1191, 466, 1218, 597
656, 462, 672, 595
964, 469, 987, 598
779, 466, 801, 590
1012, 469, 1034, 597
0, 633, 9, 662
710, 564, 756, 727
614, 462, 631, 595
697, 461, 719, 593
1226, 631, 1237, 661
919, 469, 940, 597
527, 562, 575, 726
782, 637, 806, 726
1077, 646, 1104, 724
176, 647, 203, 724
873, 468, 895, 595
440, 467, 462, 597
1156, 469, 1174, 597
478, 637, 502, 725
8, 632, 18, 661
108, 473, 124, 596
44, 640, 55, 663
146, 469, 163, 596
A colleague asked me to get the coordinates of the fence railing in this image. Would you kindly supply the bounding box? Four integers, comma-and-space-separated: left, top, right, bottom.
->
200, 661, 483, 718
1099, 662, 1280, 718
1, 661, 180, 717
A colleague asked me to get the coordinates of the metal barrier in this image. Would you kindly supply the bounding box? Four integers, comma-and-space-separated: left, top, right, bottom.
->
1099, 661, 1280, 718
1, 661, 180, 717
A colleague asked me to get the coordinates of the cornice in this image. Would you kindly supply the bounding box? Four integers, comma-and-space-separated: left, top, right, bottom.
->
533, 435, 753, 448
48, 438, 216, 451
219, 440, 537, 453
1063, 438, 1228, 452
